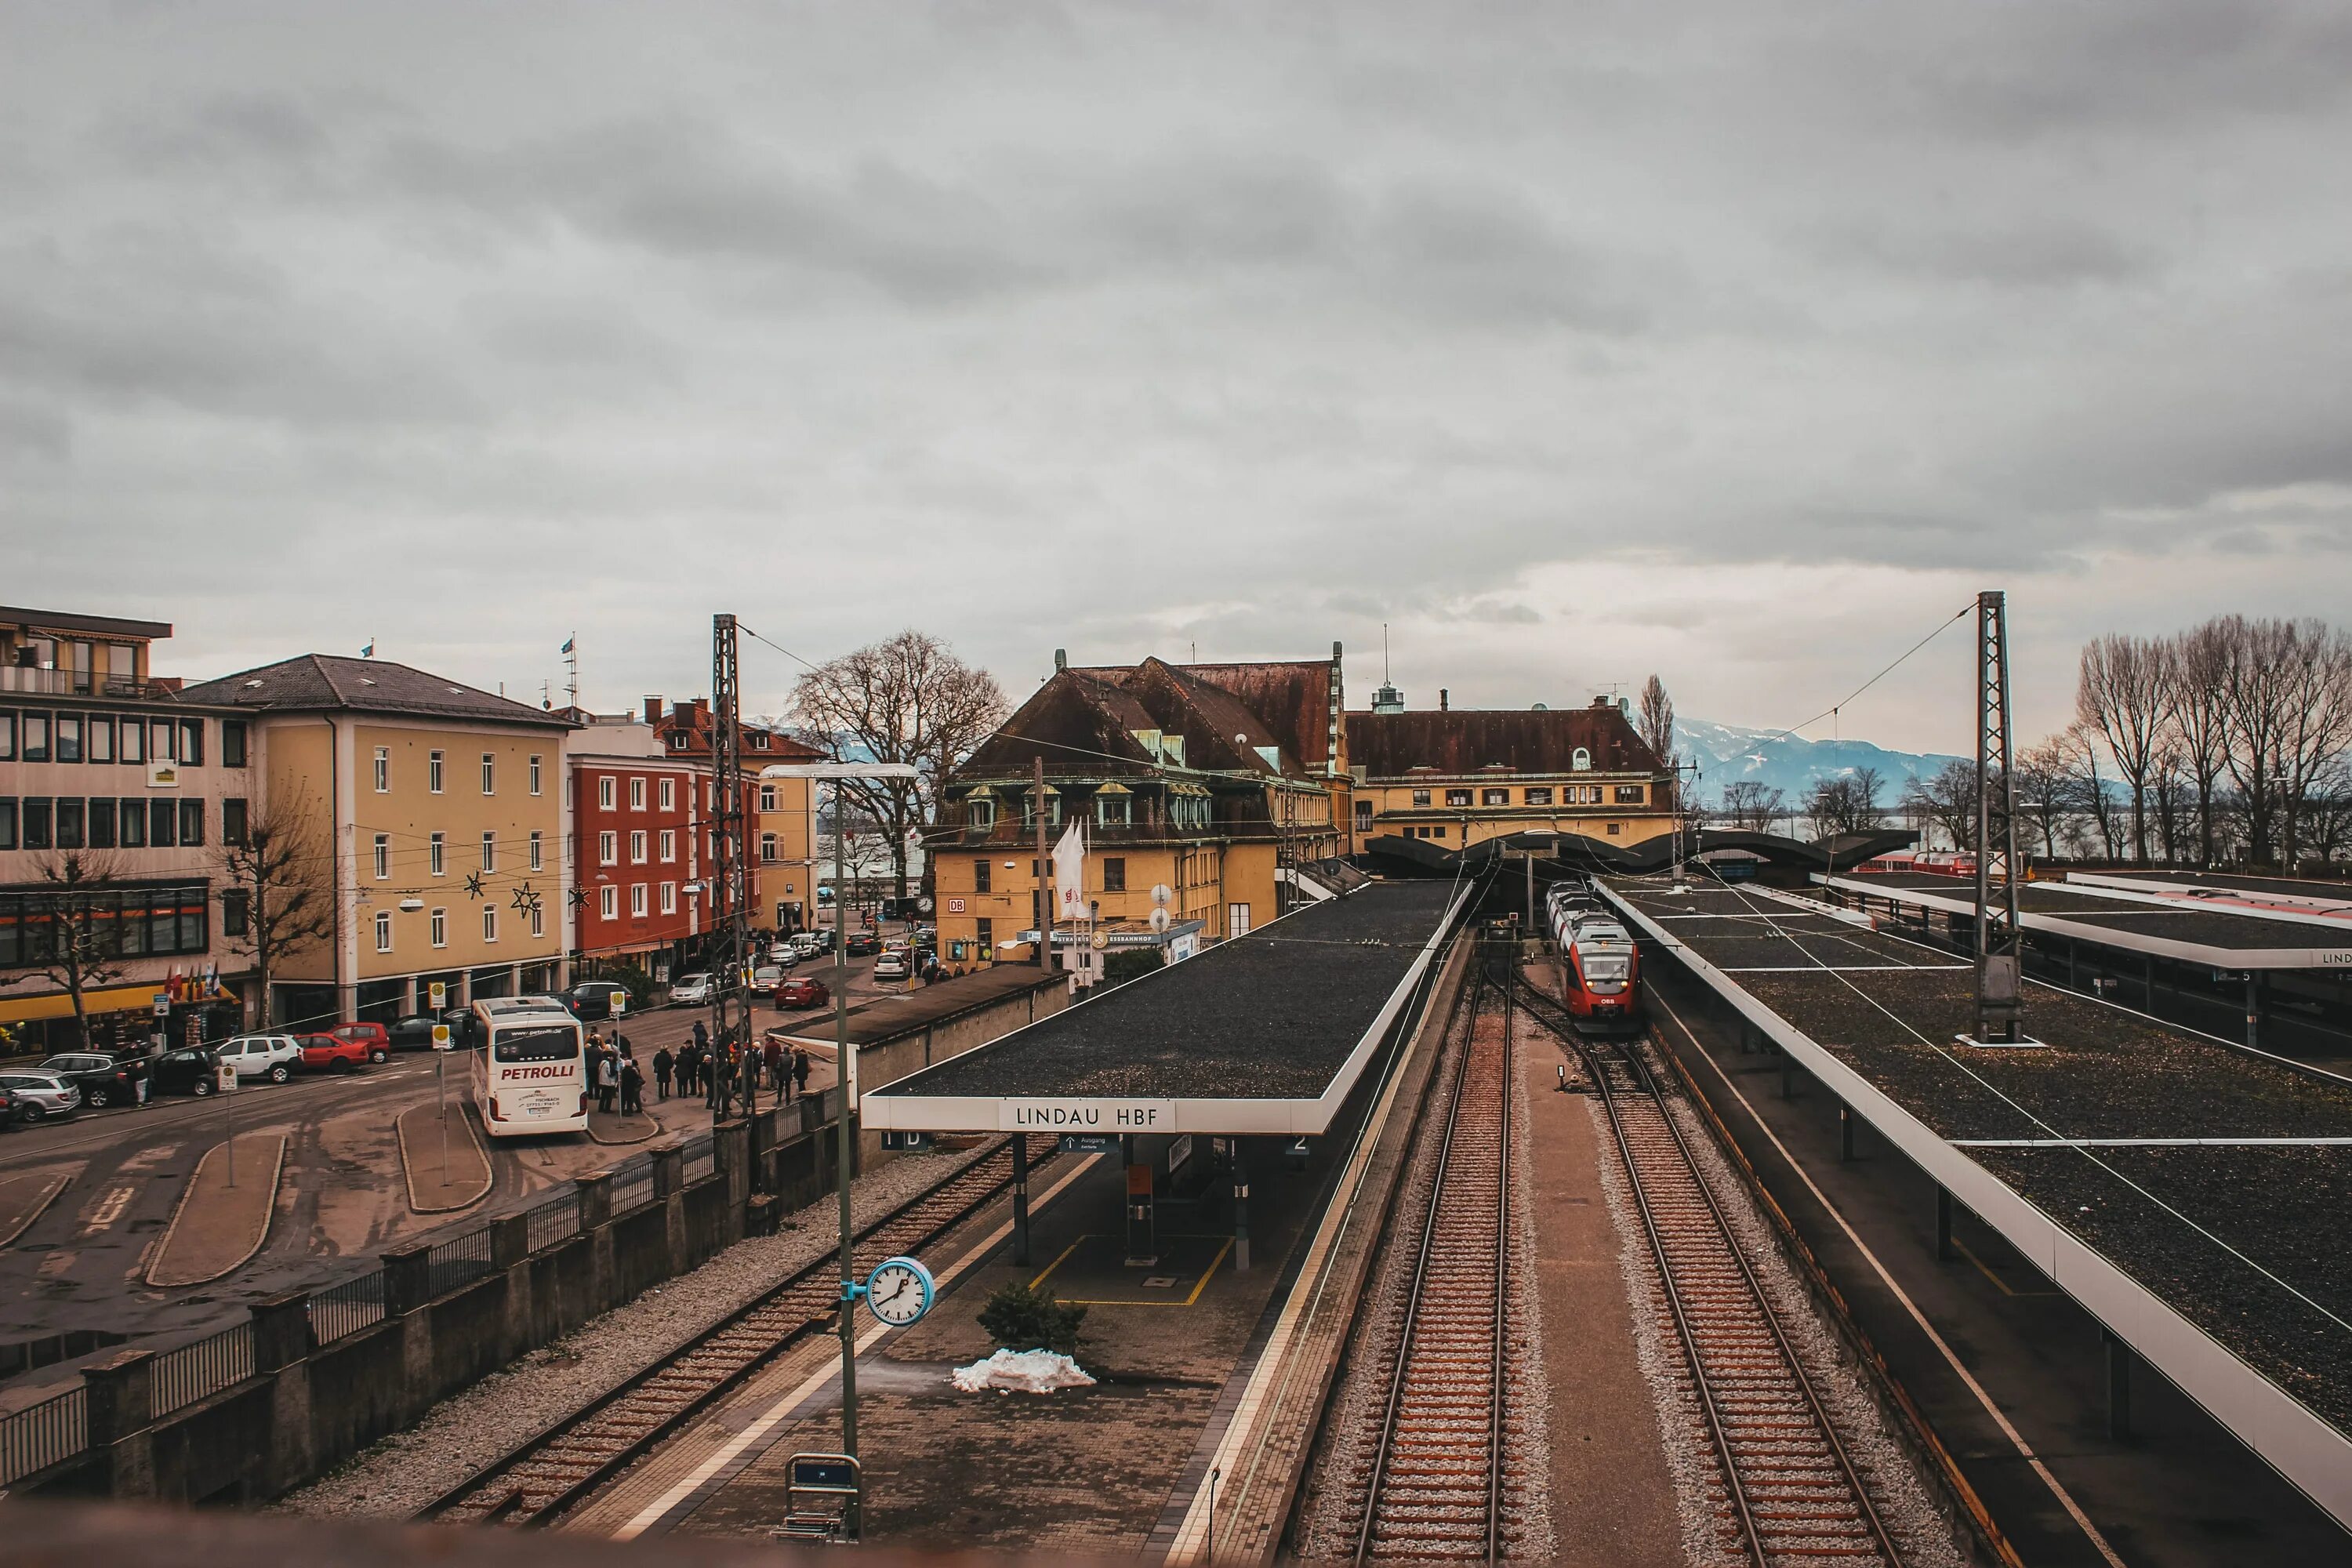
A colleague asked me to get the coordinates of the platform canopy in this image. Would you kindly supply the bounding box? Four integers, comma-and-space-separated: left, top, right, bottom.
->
863, 879, 1468, 1137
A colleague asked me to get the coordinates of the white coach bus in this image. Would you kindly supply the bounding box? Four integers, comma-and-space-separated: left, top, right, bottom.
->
469, 996, 589, 1138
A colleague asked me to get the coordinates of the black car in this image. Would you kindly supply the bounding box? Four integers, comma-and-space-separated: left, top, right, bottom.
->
387, 1014, 444, 1051
35, 1051, 151, 1110
566, 981, 631, 1022
151, 1047, 224, 1097
845, 931, 882, 957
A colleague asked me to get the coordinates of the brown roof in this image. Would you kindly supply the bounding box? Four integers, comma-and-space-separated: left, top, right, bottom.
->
0, 604, 173, 641
176, 655, 575, 729
957, 657, 1327, 783
1075, 653, 1340, 771
1346, 704, 1663, 778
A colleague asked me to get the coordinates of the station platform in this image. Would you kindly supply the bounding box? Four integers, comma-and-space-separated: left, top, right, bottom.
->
1603, 875, 2352, 1538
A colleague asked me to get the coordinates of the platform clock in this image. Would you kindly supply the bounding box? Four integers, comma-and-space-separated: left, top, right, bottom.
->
863, 1255, 936, 1327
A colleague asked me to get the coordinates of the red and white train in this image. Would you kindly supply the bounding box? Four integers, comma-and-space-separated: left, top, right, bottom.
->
1849, 849, 1978, 878
1545, 881, 1644, 1033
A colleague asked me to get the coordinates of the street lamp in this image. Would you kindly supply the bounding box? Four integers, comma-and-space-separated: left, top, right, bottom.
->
760, 760, 919, 1526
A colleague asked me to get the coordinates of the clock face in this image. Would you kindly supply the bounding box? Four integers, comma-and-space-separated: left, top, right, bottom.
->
865, 1258, 933, 1327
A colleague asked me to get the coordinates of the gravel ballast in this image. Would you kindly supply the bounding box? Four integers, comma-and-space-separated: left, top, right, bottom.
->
271, 1142, 998, 1519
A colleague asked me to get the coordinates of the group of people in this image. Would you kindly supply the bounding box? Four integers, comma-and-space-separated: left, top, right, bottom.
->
642, 1020, 814, 1117
586, 1032, 644, 1116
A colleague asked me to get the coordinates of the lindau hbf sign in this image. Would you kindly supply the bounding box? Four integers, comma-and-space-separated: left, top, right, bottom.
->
1000, 1098, 1176, 1133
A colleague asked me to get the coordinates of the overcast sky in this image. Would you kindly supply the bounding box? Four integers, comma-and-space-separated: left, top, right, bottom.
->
9, 2, 2352, 753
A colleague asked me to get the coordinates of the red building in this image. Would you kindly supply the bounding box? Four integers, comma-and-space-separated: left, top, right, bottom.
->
648, 697, 826, 935
564, 703, 724, 978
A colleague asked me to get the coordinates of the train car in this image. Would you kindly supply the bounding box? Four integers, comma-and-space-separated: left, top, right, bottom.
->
1852, 849, 1976, 878
1559, 914, 1643, 1033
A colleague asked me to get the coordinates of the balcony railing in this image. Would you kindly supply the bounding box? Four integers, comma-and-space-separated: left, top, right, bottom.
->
0, 666, 150, 699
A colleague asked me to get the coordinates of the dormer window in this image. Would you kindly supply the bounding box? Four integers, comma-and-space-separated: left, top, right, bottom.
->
1096, 784, 1132, 827
1572, 747, 1592, 771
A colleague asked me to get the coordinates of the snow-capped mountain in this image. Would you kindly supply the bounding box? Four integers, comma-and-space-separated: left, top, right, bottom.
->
1671, 718, 1964, 809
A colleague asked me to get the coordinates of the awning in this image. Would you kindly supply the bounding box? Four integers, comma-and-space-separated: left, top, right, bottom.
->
0, 981, 238, 1026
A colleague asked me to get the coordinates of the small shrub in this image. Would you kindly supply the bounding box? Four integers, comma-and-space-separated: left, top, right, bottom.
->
978, 1279, 1087, 1356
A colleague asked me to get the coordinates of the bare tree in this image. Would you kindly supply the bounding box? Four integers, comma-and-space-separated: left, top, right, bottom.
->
25, 851, 128, 1051
2165, 622, 2232, 865
2274, 621, 2352, 866
2011, 738, 2073, 862
1720, 780, 1785, 832
1804, 770, 1884, 843
2076, 633, 2176, 864
1900, 760, 1980, 851
209, 795, 336, 1030
1636, 674, 1675, 766
2060, 724, 2122, 859
791, 631, 1007, 899
2215, 615, 2299, 866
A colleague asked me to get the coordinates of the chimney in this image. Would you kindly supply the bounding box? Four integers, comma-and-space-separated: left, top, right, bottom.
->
643, 695, 662, 724
1439, 688, 1449, 712
1054, 648, 1067, 672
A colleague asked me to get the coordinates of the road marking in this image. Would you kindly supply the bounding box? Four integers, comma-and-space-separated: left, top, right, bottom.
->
608, 1152, 1103, 1541
35, 1249, 78, 1278
84, 1185, 136, 1232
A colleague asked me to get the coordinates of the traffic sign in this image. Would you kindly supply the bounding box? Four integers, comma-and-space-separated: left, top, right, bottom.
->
215, 1062, 238, 1094
428, 982, 448, 1009
152, 993, 171, 1018
430, 1023, 452, 1051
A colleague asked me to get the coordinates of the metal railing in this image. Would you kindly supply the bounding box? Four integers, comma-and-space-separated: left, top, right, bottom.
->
681, 1132, 717, 1186
608, 1163, 655, 1217
524, 1190, 580, 1253
148, 1322, 253, 1419
0, 665, 151, 698
308, 1270, 387, 1346
0, 1383, 87, 1486
425, 1229, 495, 1298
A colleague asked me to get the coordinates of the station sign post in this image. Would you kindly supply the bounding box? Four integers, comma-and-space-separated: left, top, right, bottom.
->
432, 1022, 454, 1178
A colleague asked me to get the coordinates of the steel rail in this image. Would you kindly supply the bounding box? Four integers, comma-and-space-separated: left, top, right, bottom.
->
416, 1134, 1054, 1528
1517, 976, 1901, 1567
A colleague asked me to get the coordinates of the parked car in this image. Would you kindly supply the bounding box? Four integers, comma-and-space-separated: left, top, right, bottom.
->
387, 1014, 441, 1051
0, 1070, 82, 1122
297, 1033, 375, 1072
775, 976, 831, 1010
870, 951, 913, 982
845, 931, 882, 957
670, 972, 715, 1006
215, 1034, 303, 1084
325, 1022, 392, 1063
0, 1084, 16, 1129
36, 1051, 150, 1109
150, 1047, 225, 1097
566, 981, 632, 1021
751, 964, 783, 992
767, 943, 802, 969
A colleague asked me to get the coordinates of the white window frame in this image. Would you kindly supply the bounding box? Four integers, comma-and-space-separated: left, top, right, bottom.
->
374, 910, 392, 953
630, 883, 648, 916
598, 775, 615, 810
373, 746, 389, 793
659, 829, 677, 862
630, 829, 648, 863
530, 902, 545, 938
430, 832, 446, 876
529, 829, 543, 872
599, 884, 618, 919
759, 783, 777, 811
529, 753, 543, 795
659, 881, 677, 914
481, 752, 495, 795
629, 776, 646, 811
760, 832, 779, 863
430, 907, 447, 948
481, 830, 495, 871
372, 833, 390, 880
429, 750, 444, 793
659, 777, 677, 811
483, 906, 498, 943
599, 830, 617, 866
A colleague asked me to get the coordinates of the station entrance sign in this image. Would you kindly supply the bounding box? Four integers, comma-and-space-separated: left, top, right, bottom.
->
1000, 1098, 1175, 1133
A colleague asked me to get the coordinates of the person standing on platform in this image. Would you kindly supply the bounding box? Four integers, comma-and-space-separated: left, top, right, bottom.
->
653, 1045, 674, 1102
792, 1046, 811, 1103
620, 1054, 644, 1116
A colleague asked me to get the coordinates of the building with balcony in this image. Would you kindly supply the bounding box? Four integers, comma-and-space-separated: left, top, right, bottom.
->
175, 655, 576, 1029
1345, 695, 1677, 853
0, 607, 260, 1051
930, 651, 1345, 970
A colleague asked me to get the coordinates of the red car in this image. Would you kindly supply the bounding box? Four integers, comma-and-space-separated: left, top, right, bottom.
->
775, 976, 831, 1010
326, 1022, 392, 1063
297, 1033, 375, 1072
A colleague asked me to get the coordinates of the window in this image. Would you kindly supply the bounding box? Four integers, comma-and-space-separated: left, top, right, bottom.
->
223, 721, 247, 768
373, 834, 390, 879
660, 881, 677, 913
629, 777, 646, 810
661, 778, 677, 811
373, 746, 389, 792
599, 884, 619, 919
89, 797, 115, 848
222, 888, 249, 938
118, 800, 144, 847
974, 858, 992, 893
1228, 902, 1251, 938
1354, 800, 1373, 833
758, 782, 776, 811
223, 798, 249, 846
481, 831, 495, 871
1096, 793, 1131, 826
55, 716, 82, 763
599, 830, 617, 866
1103, 856, 1127, 892
1571, 747, 1592, 771
529, 829, 543, 871
0, 713, 13, 760
659, 829, 676, 862
751, 732, 770, 750
430, 907, 447, 947
375, 911, 393, 953
528, 754, 543, 795
1445, 789, 1472, 807
968, 797, 995, 830
1432, 826, 1446, 839
89, 717, 113, 763
150, 799, 176, 848
1615, 785, 1645, 804
975, 916, 993, 953
1482, 788, 1509, 806
630, 883, 648, 916
180, 800, 204, 845
629, 829, 647, 863
597, 775, 615, 810
23, 714, 49, 761
1410, 788, 1430, 808
151, 718, 174, 762
1525, 787, 1553, 806
530, 902, 545, 938
760, 832, 779, 862
429, 750, 444, 793
1607, 822, 1623, 835
178, 719, 202, 766
483, 906, 498, 942
430, 832, 445, 876
120, 718, 142, 765
668, 731, 687, 750
481, 753, 495, 794
56, 798, 84, 848
0, 799, 13, 850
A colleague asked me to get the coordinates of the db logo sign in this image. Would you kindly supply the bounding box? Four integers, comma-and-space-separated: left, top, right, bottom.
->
947, 898, 966, 913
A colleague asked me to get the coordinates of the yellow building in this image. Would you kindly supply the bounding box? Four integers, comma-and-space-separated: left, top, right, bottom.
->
931, 652, 1346, 971
1346, 695, 1677, 853
177, 656, 576, 1028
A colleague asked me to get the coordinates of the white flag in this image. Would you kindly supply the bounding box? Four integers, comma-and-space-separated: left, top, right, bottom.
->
1053, 820, 1088, 921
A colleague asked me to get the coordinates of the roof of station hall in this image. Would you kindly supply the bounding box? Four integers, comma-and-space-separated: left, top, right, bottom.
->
865, 879, 1465, 1131
955, 654, 1341, 786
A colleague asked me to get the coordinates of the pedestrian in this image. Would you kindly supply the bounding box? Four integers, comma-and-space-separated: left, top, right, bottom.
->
620, 1056, 644, 1116
597, 1049, 619, 1114
653, 1046, 673, 1101
691, 1019, 709, 1055
792, 1046, 811, 1102
763, 1035, 784, 1102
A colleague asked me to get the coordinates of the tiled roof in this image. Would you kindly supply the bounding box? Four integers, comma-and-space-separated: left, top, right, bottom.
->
1076, 655, 1340, 771
174, 655, 575, 728
1346, 705, 1663, 777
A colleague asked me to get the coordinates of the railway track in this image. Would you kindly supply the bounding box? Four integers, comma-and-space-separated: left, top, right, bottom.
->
1516, 978, 1904, 1568
1344, 975, 1523, 1563
419, 1135, 1055, 1529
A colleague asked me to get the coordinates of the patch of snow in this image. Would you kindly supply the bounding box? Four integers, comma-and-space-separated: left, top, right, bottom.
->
950, 1348, 1097, 1395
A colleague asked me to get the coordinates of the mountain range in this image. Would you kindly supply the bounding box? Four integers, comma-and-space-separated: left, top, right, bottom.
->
1671, 718, 1965, 810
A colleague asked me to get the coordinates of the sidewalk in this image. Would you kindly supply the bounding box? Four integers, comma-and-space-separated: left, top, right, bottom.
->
145, 1133, 285, 1287
397, 1102, 492, 1212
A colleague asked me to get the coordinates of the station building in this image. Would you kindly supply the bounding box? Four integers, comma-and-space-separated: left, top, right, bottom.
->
929, 650, 1348, 970
176, 655, 576, 1029
0, 606, 260, 1051
1345, 691, 1678, 854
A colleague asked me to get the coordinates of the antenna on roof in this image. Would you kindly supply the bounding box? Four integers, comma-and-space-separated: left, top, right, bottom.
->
1383, 623, 1390, 683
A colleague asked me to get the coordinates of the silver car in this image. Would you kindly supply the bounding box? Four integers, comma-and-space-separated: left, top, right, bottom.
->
0, 1071, 83, 1123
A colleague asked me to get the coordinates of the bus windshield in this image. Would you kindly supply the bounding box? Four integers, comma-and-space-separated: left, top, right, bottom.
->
492, 1025, 582, 1063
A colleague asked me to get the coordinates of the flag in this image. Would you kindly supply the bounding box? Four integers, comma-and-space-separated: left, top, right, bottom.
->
1053, 820, 1089, 922
360, 640, 374, 658
560, 635, 575, 655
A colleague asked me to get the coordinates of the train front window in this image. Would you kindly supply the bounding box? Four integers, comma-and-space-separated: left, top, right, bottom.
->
1582, 956, 1629, 983
493, 1025, 581, 1063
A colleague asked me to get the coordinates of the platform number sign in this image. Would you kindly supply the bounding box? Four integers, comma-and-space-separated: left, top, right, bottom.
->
862, 1255, 935, 1327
